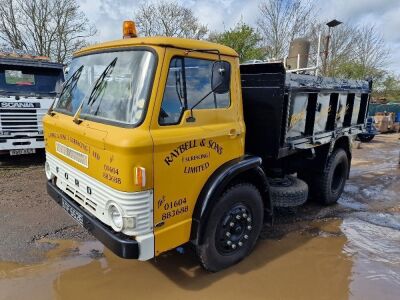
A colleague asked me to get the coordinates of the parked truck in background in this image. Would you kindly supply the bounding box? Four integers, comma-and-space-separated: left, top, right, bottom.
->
43, 21, 371, 272
0, 53, 64, 156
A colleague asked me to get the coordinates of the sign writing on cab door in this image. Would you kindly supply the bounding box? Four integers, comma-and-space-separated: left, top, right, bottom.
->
157, 195, 189, 221
163, 139, 223, 174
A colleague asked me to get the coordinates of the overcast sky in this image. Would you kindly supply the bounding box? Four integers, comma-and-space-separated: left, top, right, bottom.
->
80, 0, 400, 73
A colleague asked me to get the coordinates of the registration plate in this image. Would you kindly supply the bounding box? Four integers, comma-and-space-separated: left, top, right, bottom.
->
10, 148, 36, 156
62, 199, 84, 226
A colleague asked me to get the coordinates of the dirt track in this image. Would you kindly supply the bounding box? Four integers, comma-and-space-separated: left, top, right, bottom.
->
0, 151, 92, 263
0, 134, 399, 300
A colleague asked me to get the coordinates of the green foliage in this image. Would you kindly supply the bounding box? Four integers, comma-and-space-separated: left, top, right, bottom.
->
209, 22, 266, 62
376, 75, 400, 102
332, 62, 384, 81
327, 62, 398, 101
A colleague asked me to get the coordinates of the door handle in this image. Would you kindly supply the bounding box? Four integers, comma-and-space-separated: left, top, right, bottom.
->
228, 129, 241, 137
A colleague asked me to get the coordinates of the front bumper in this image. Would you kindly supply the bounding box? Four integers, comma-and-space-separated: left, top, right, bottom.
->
47, 181, 139, 259
0, 136, 44, 151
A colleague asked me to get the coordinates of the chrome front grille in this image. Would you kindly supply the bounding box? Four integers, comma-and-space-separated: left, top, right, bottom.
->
0, 108, 41, 133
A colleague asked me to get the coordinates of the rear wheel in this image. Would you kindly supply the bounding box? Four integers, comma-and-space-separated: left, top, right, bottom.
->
197, 183, 263, 272
313, 148, 349, 205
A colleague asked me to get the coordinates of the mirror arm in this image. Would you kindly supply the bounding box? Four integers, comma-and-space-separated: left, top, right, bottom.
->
186, 82, 222, 123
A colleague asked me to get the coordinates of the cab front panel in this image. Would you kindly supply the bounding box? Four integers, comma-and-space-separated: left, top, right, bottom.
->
43, 46, 166, 260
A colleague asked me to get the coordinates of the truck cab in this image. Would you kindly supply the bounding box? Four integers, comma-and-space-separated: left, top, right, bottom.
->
44, 22, 370, 271
0, 54, 64, 156
44, 34, 244, 259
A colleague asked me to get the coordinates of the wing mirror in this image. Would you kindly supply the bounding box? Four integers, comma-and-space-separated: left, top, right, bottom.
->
186, 60, 231, 123
211, 61, 230, 94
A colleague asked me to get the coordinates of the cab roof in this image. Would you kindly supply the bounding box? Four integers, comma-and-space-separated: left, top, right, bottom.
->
74, 36, 238, 58
0, 56, 64, 69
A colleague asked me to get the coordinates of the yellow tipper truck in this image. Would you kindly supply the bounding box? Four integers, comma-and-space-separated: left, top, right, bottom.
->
44, 21, 371, 271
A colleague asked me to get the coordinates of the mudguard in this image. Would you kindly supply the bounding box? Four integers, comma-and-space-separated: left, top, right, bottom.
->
190, 155, 270, 244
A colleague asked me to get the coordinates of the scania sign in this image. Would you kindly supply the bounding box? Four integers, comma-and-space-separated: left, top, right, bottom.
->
0, 102, 40, 108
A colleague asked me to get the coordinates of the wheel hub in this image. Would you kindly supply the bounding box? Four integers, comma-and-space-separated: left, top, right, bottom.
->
216, 204, 253, 254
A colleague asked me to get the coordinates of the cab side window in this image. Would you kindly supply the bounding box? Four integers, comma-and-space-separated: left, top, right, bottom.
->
159, 57, 230, 125
159, 58, 185, 125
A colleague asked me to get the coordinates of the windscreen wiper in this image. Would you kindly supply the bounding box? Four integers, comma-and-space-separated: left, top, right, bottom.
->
87, 57, 118, 107
47, 65, 84, 116
73, 57, 118, 124
60, 65, 84, 96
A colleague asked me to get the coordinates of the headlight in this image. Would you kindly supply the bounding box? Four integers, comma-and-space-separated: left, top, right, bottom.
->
107, 203, 124, 232
45, 161, 54, 180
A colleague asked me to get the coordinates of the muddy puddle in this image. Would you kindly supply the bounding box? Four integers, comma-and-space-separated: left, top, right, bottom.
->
342, 215, 400, 300
0, 218, 398, 300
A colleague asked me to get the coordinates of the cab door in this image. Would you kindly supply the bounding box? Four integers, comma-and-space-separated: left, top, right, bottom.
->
150, 49, 244, 255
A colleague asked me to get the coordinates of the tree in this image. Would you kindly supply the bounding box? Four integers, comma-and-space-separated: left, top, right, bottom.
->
330, 25, 388, 81
353, 25, 389, 78
373, 74, 400, 102
0, 0, 96, 63
307, 22, 389, 80
334, 61, 385, 80
134, 1, 208, 39
209, 22, 266, 62
307, 23, 355, 76
257, 0, 316, 59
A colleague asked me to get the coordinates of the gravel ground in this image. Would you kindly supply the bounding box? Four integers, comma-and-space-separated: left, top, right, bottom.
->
0, 152, 93, 263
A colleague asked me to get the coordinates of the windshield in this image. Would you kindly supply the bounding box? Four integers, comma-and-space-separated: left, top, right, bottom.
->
55, 50, 156, 126
0, 65, 64, 96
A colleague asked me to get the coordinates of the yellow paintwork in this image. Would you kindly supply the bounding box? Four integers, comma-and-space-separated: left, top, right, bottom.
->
43, 37, 245, 257
44, 45, 166, 193
150, 48, 244, 254
74, 36, 238, 58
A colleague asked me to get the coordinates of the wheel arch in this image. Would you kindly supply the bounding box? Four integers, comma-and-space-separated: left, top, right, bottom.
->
297, 135, 352, 177
331, 135, 352, 178
190, 155, 270, 245
332, 135, 352, 161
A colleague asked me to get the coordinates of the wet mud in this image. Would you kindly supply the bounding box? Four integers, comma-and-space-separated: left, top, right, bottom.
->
0, 133, 399, 300
1, 220, 352, 300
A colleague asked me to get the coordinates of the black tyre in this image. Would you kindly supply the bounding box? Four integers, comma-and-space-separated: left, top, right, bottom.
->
313, 148, 349, 205
269, 175, 308, 207
197, 183, 263, 272
357, 134, 374, 142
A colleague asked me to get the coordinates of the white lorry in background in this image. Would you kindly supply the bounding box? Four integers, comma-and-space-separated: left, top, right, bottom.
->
0, 53, 64, 156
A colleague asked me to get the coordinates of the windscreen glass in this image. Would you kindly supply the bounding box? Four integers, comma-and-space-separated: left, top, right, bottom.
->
55, 50, 156, 126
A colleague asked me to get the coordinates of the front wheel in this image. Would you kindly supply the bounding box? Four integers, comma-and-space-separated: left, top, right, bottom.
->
197, 183, 263, 272
313, 148, 349, 205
